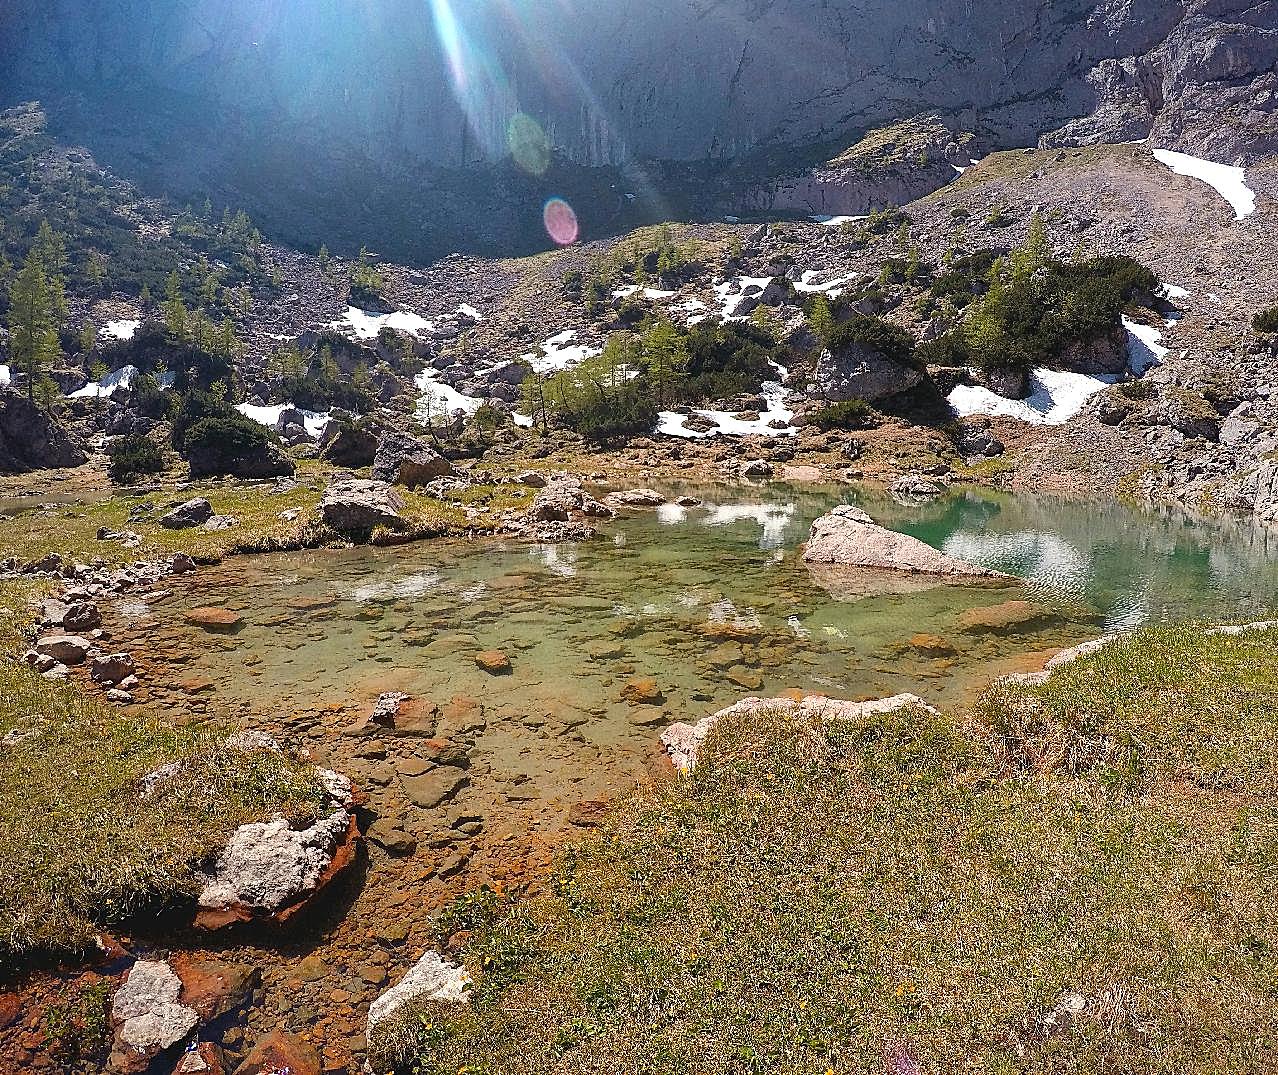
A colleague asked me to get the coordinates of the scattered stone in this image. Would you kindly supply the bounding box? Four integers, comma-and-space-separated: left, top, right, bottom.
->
739, 459, 773, 478
399, 769, 468, 809
160, 498, 214, 530
91, 652, 136, 685
34, 634, 91, 665
474, 649, 512, 674
605, 488, 666, 507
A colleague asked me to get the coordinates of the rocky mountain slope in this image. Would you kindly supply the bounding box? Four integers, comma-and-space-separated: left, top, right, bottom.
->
1, 1, 1274, 258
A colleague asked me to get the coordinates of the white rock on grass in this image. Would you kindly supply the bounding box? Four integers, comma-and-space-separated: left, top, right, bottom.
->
661, 693, 937, 772
111, 960, 198, 1058
367, 951, 471, 1042
34, 634, 92, 665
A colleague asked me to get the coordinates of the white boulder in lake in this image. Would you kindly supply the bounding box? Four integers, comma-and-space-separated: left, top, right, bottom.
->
803, 505, 1009, 579
367, 950, 471, 1043
110, 960, 198, 1059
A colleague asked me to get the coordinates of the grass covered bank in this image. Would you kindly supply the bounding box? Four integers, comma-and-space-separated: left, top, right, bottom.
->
0, 631, 326, 960
373, 624, 1278, 1074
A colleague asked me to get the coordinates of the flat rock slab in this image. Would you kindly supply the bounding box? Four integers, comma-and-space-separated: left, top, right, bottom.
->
185, 608, 245, 632
399, 769, 469, 809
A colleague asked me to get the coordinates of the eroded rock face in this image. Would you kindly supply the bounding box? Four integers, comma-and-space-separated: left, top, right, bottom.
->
0, 390, 87, 473
160, 498, 214, 530
812, 343, 924, 403
803, 505, 1011, 579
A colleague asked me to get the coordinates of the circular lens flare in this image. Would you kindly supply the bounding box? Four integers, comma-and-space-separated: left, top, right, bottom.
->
508, 113, 550, 177
543, 198, 579, 246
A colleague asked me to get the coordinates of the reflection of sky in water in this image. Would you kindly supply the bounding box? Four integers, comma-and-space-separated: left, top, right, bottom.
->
350, 571, 442, 603
530, 544, 578, 578
658, 500, 799, 550
940, 530, 1092, 598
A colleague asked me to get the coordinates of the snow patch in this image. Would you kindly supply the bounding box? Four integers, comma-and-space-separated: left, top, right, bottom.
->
336, 306, 434, 340
458, 303, 482, 321
794, 269, 857, 297
947, 368, 1118, 425
69, 365, 140, 398
1123, 317, 1169, 374
416, 369, 485, 418
1151, 148, 1256, 220
713, 277, 772, 320
657, 365, 797, 439
0, 365, 8, 387
236, 402, 330, 438
811, 215, 867, 227
100, 319, 141, 342
522, 330, 600, 374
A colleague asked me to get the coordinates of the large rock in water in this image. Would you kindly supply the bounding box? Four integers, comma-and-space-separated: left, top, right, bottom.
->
811, 343, 924, 402
802, 505, 1012, 593
372, 430, 454, 487
0, 390, 87, 472
320, 476, 406, 535
194, 769, 357, 930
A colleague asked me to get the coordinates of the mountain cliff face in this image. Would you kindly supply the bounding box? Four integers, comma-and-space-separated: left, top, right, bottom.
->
1, 0, 1273, 256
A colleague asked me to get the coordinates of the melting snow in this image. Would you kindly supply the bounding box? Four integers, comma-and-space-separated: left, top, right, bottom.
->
336, 306, 434, 340
416, 369, 485, 418
1123, 317, 1169, 374
100, 319, 141, 342
612, 285, 677, 300
69, 365, 140, 398
1160, 283, 1191, 302
237, 402, 330, 437
522, 330, 600, 374
947, 368, 1118, 425
1151, 148, 1256, 220
0, 365, 8, 387
811, 215, 867, 227
458, 303, 482, 321
657, 365, 797, 439
714, 277, 773, 320
794, 269, 857, 297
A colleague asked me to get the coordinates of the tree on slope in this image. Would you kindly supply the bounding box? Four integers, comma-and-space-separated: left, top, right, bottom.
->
7, 251, 62, 403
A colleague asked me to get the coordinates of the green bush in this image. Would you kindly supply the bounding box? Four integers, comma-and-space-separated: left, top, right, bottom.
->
808, 398, 876, 430
1253, 307, 1278, 334
915, 331, 972, 367
826, 314, 917, 366
182, 415, 270, 460
107, 435, 165, 483
277, 372, 373, 413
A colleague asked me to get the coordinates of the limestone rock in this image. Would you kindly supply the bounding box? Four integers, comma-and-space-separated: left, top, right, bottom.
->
184, 608, 244, 632
320, 476, 406, 535
803, 505, 1010, 580
230, 1030, 320, 1075
367, 951, 470, 1043
195, 773, 357, 929
812, 343, 924, 403
110, 960, 198, 1070
662, 693, 937, 772
372, 430, 455, 487
320, 422, 379, 467
160, 498, 214, 530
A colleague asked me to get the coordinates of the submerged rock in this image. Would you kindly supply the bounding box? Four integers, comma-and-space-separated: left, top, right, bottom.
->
803, 505, 1010, 581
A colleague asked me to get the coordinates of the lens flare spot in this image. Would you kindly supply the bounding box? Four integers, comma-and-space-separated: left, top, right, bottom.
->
508, 113, 550, 177
543, 198, 579, 246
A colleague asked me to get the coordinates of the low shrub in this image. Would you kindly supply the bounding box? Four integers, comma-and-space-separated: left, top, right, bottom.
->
826, 314, 917, 366
808, 398, 877, 430
107, 434, 165, 483
1253, 306, 1278, 334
